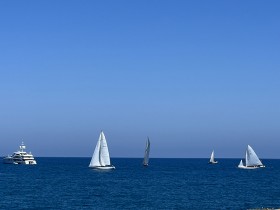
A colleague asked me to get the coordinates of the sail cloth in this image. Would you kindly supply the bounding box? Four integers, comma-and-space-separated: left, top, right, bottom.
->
89, 131, 111, 167
238, 159, 244, 167
99, 132, 111, 166
210, 151, 215, 163
89, 135, 101, 167
246, 145, 263, 167
143, 138, 150, 165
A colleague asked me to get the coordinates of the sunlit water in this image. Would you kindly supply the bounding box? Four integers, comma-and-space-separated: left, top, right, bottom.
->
0, 158, 280, 209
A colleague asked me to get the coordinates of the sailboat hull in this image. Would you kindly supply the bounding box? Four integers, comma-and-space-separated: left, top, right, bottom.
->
238, 165, 264, 169
208, 161, 218, 164
89, 165, 116, 170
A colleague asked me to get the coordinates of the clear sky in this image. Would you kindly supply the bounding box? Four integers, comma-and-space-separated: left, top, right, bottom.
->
0, 1, 279, 158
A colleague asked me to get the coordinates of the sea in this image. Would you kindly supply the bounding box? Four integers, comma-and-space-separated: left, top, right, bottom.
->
0, 158, 280, 210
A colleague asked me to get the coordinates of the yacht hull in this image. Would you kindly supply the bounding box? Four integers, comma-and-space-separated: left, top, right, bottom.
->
3, 158, 37, 165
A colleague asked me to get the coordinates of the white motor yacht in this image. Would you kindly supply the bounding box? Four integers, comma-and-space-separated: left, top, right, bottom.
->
3, 142, 37, 165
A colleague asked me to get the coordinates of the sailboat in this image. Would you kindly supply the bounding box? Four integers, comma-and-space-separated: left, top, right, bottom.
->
143, 138, 150, 166
238, 145, 265, 169
208, 150, 218, 164
89, 131, 115, 170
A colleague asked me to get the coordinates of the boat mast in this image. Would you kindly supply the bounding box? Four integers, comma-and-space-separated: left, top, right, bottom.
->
20, 141, 26, 152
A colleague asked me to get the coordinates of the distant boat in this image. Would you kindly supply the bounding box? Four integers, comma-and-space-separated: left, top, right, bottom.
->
208, 150, 218, 164
143, 138, 150, 166
3, 142, 37, 165
238, 145, 265, 169
89, 131, 115, 170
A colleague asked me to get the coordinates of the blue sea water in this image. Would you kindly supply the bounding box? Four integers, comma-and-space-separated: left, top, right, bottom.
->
0, 158, 280, 209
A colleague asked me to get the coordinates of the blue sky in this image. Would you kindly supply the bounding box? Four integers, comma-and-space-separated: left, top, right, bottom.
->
0, 1, 279, 158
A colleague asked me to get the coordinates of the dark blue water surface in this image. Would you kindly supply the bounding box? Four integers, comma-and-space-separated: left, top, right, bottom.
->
0, 158, 280, 209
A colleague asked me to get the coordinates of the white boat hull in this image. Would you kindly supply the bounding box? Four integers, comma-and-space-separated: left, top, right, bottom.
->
209, 161, 218, 164
89, 165, 115, 170
238, 165, 265, 169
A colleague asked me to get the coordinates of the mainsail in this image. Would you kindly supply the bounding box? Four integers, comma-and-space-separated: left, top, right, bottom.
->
245, 145, 263, 167
143, 138, 150, 166
209, 150, 215, 163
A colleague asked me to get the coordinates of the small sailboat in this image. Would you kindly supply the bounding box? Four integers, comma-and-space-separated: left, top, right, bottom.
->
238, 145, 265, 169
208, 150, 218, 164
143, 138, 150, 166
89, 131, 115, 170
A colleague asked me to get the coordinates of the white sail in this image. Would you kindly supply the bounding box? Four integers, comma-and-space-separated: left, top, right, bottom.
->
89, 133, 102, 167
209, 150, 218, 164
209, 150, 215, 163
143, 138, 150, 166
245, 145, 263, 167
99, 131, 111, 166
238, 159, 244, 167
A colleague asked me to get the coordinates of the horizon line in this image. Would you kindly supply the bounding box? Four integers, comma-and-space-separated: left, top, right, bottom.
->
13, 156, 280, 160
